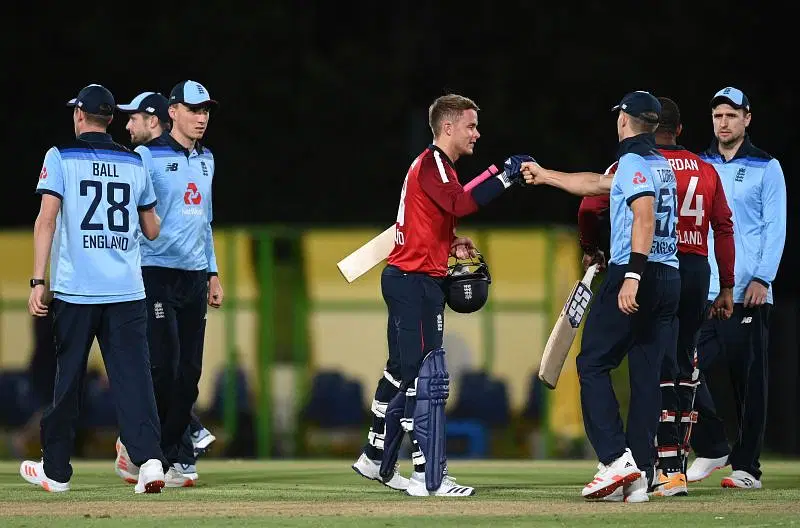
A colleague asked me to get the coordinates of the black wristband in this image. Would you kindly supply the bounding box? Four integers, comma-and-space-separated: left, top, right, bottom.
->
752, 277, 770, 288
625, 252, 647, 280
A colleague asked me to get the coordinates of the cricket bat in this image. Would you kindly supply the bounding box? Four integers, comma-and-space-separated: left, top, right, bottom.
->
538, 264, 599, 390
336, 164, 500, 283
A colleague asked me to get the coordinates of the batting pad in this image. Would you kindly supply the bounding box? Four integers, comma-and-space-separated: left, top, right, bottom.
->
413, 347, 450, 491
378, 390, 407, 481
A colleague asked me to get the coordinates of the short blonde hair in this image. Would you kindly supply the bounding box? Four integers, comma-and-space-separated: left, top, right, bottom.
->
428, 94, 479, 137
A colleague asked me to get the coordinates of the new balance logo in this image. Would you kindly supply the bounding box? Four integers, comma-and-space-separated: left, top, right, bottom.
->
741, 316, 753, 324
153, 301, 165, 319
166, 163, 179, 172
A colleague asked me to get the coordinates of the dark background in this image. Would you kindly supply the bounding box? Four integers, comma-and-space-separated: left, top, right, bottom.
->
2, 1, 798, 453
5, 1, 796, 286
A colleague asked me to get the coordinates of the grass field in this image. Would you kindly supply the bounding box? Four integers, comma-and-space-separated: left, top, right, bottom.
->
1, 459, 800, 526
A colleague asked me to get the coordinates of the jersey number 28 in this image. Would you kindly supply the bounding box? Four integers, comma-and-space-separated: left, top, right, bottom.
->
80, 180, 131, 233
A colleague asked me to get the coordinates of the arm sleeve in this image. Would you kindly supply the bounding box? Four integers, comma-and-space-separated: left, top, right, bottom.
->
578, 195, 610, 252
616, 155, 655, 206
754, 158, 787, 285
35, 148, 65, 200
417, 154, 480, 217
707, 165, 735, 288
135, 146, 158, 210
205, 170, 218, 276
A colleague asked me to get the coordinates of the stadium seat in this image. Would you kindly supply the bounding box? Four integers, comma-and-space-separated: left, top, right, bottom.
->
0, 371, 38, 427
303, 371, 366, 428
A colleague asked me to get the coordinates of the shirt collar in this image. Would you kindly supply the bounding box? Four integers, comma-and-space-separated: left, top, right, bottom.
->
429, 144, 454, 168
617, 133, 656, 159
165, 132, 204, 155
706, 134, 753, 162
77, 132, 113, 143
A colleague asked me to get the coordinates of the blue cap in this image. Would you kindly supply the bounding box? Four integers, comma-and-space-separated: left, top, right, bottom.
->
711, 87, 750, 112
66, 84, 115, 116
611, 91, 661, 124
168, 80, 218, 111
117, 92, 169, 122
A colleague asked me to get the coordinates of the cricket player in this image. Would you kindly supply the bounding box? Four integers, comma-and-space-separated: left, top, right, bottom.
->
579, 97, 736, 497
523, 91, 680, 503
21, 84, 166, 494
687, 87, 786, 489
351, 93, 531, 496
113, 91, 216, 484
114, 80, 222, 488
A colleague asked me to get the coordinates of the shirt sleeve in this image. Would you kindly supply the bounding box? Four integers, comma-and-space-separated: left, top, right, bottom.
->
754, 158, 787, 285
35, 147, 65, 200
707, 164, 735, 288
417, 152, 479, 217
615, 154, 655, 206
205, 165, 218, 275
134, 146, 158, 211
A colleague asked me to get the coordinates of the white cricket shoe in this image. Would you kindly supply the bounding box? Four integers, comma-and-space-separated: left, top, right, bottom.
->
686, 455, 729, 482
134, 459, 165, 494
622, 473, 649, 503
406, 471, 475, 497
581, 449, 641, 499
165, 463, 198, 487
721, 470, 762, 489
114, 438, 139, 484
351, 453, 409, 490
191, 427, 216, 457
19, 460, 69, 492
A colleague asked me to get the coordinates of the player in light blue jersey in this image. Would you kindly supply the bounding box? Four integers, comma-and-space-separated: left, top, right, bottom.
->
111, 91, 216, 485
687, 87, 787, 489
21, 84, 167, 494
523, 91, 680, 502
117, 80, 223, 487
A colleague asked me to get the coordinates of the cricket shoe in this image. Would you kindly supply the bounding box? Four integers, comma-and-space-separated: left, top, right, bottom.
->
134, 459, 165, 494
351, 453, 409, 491
115, 437, 139, 484
164, 463, 198, 487
686, 455, 729, 483
581, 449, 641, 500
721, 470, 762, 489
191, 427, 216, 458
651, 470, 688, 497
19, 460, 70, 492
622, 473, 649, 503
406, 472, 475, 497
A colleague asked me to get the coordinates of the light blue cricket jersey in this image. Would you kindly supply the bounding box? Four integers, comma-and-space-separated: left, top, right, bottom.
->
609, 134, 679, 269
700, 136, 786, 304
136, 133, 218, 273
35, 132, 157, 304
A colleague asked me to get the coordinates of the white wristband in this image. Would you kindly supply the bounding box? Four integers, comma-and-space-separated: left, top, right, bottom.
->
624, 272, 641, 281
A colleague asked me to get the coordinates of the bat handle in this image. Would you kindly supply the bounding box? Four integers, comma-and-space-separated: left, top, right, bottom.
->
581, 264, 598, 286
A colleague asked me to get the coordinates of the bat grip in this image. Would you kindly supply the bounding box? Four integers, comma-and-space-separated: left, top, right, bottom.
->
581, 264, 598, 286
463, 164, 499, 191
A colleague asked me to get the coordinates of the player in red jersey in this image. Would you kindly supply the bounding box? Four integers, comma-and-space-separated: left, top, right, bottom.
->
579, 97, 735, 497
351, 94, 531, 497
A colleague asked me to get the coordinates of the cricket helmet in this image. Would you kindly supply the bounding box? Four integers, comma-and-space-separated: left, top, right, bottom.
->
444, 253, 492, 314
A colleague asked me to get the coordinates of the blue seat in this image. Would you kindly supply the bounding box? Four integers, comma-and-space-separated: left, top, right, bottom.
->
303, 371, 365, 428
0, 371, 38, 427
522, 373, 545, 423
